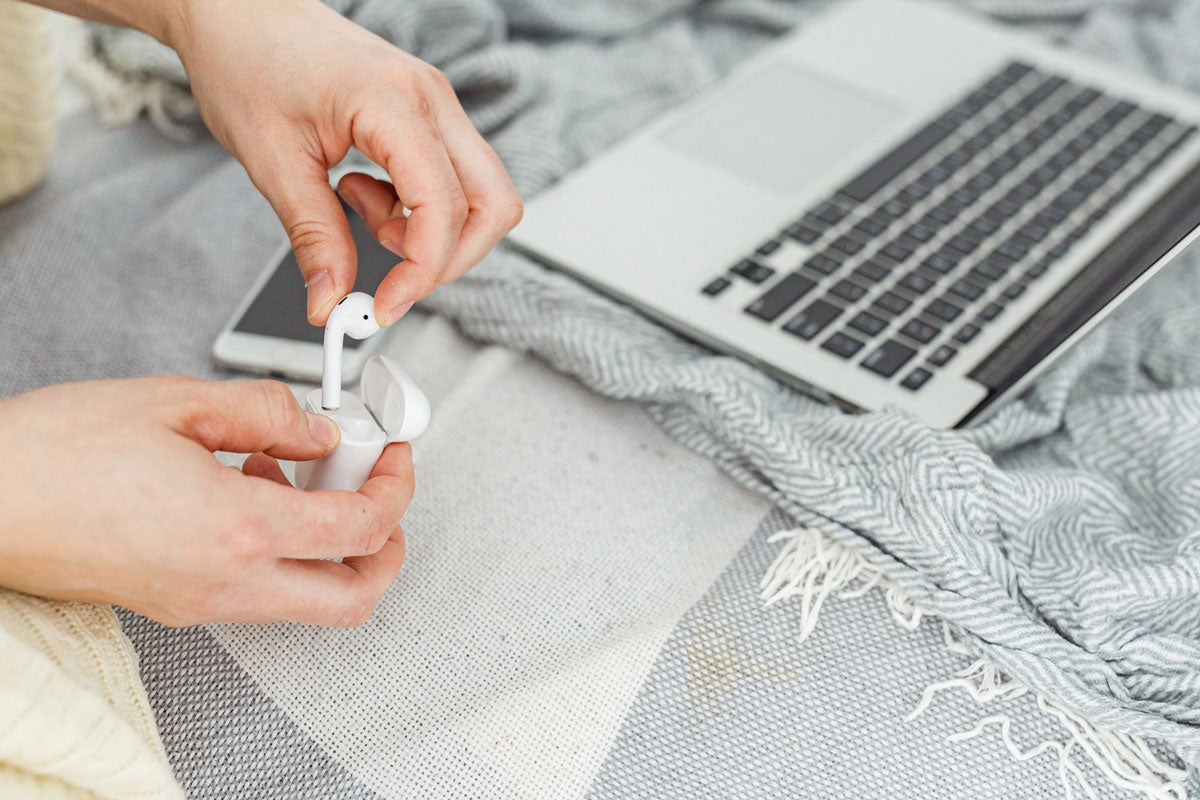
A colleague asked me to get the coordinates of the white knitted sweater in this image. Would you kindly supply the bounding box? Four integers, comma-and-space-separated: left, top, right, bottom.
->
0, 0, 57, 205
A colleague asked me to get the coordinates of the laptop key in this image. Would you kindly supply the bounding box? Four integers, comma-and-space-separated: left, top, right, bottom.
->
925, 297, 964, 323
829, 279, 868, 303
849, 310, 888, 337
873, 291, 912, 316
928, 344, 958, 367
854, 260, 891, 284
803, 253, 841, 276
756, 239, 782, 257
821, 331, 866, 360
979, 302, 1004, 321
949, 279, 985, 303
702, 276, 731, 297
953, 323, 982, 344
862, 339, 918, 379
901, 367, 933, 391
783, 300, 843, 341
784, 222, 822, 245
900, 318, 940, 344
744, 273, 817, 322
922, 251, 958, 275
898, 271, 935, 295
830, 236, 865, 257
731, 258, 775, 284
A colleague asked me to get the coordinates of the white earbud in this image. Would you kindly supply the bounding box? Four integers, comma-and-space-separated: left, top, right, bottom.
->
322, 292, 380, 410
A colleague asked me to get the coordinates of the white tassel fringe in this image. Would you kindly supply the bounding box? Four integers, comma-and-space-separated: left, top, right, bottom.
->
761, 526, 1188, 800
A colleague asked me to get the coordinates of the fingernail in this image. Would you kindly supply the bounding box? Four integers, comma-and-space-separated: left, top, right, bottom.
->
380, 300, 414, 328
380, 238, 404, 258
338, 187, 365, 219
307, 412, 340, 447
306, 270, 334, 321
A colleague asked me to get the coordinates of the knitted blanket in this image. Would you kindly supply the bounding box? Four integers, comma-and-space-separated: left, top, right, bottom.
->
76, 0, 1200, 792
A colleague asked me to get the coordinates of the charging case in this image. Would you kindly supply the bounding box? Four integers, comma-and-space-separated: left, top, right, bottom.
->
293, 354, 430, 492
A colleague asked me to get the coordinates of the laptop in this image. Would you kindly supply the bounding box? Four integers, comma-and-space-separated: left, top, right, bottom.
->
507, 0, 1200, 429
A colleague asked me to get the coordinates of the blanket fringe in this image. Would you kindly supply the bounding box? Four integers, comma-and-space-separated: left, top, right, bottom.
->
761, 527, 1188, 800
57, 18, 195, 140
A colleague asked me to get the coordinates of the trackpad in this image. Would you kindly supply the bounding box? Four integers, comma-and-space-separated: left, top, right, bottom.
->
659, 62, 901, 194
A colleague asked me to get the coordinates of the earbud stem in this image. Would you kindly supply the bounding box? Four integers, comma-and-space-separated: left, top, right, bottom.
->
322, 323, 343, 410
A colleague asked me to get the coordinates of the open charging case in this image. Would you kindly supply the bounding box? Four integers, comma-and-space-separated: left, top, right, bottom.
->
294, 354, 430, 492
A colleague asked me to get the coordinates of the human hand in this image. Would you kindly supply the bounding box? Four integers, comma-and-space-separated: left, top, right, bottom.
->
166, 0, 523, 326
0, 377, 413, 626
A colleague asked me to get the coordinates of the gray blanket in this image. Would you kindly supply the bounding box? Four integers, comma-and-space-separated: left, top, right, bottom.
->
82, 0, 1200, 787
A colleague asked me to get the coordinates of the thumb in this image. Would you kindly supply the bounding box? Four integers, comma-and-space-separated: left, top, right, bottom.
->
175, 379, 340, 461
248, 150, 358, 325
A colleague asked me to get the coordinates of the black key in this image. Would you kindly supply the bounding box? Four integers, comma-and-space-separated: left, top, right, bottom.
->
975, 255, 1013, 282
922, 251, 958, 275
995, 239, 1029, 262
968, 266, 1002, 286
854, 217, 888, 238
903, 223, 935, 244
744, 273, 817, 322
784, 222, 822, 245
900, 318, 940, 344
756, 239, 782, 257
862, 339, 918, 379
925, 297, 964, 323
946, 234, 982, 256
812, 201, 849, 226
926, 204, 958, 225
967, 215, 1002, 237
830, 236, 865, 257
731, 258, 775, 284
953, 323, 982, 344
821, 331, 866, 360
849, 310, 888, 337
829, 279, 868, 303
901, 367, 933, 391
949, 278, 985, 303
702, 276, 731, 297
898, 271, 936, 295
838, 119, 956, 202
1025, 260, 1050, 279
979, 302, 1004, 321
880, 240, 914, 263
878, 195, 911, 219
873, 291, 912, 316
783, 300, 843, 340
928, 344, 958, 367
900, 183, 931, 203
1003, 282, 1027, 300
854, 260, 891, 284
803, 253, 841, 276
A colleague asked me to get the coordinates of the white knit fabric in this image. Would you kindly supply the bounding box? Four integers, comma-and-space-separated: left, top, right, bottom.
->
0, 590, 183, 799
0, 0, 57, 205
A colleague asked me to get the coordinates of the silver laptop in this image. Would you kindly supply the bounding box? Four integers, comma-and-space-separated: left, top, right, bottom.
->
507, 0, 1200, 429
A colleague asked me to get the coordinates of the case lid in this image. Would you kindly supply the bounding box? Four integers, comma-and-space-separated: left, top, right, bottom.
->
359, 354, 431, 443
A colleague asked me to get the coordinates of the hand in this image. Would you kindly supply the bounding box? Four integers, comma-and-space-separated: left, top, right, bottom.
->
0, 377, 413, 626
167, 0, 523, 326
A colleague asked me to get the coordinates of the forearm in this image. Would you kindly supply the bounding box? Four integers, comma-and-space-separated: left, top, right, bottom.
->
21, 0, 180, 43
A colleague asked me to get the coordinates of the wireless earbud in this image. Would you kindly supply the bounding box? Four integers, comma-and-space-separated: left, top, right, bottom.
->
295, 291, 430, 494
322, 292, 380, 410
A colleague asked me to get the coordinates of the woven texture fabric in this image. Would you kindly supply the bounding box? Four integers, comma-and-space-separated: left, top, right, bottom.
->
32, 0, 1200, 790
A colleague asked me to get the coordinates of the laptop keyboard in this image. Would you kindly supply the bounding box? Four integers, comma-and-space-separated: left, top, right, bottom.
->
701, 61, 1196, 392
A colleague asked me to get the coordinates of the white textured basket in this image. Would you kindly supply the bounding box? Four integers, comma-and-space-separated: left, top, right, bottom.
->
0, 0, 57, 206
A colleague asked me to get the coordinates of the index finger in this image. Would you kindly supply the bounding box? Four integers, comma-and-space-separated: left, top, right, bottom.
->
354, 105, 469, 325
